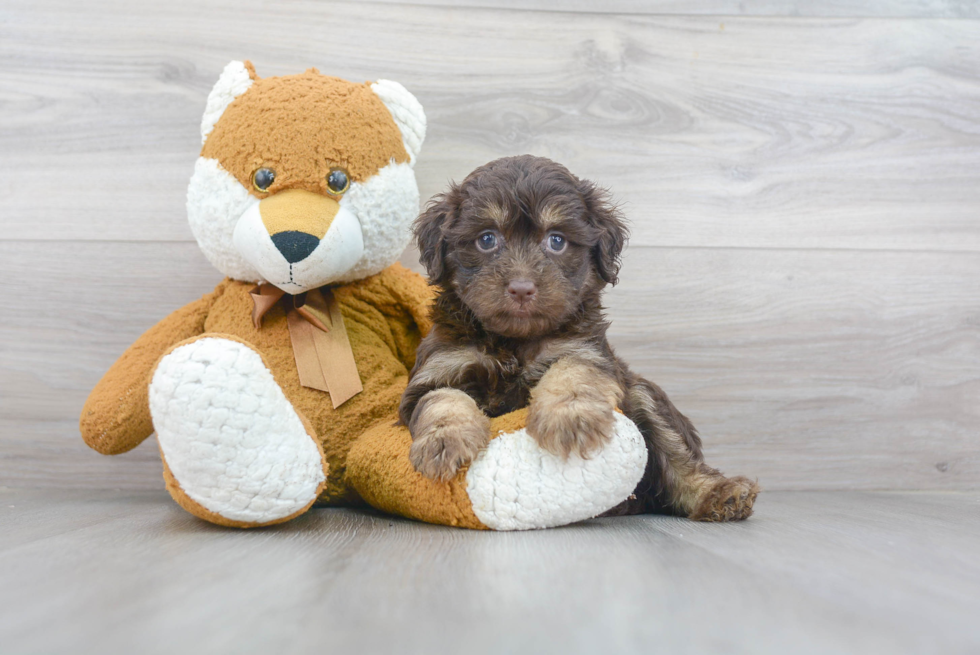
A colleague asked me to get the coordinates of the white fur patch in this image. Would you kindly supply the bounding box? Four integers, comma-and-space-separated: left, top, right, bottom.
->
186, 157, 418, 291
465, 413, 648, 531
187, 157, 263, 282
233, 202, 364, 294
336, 161, 420, 283
149, 337, 326, 525
201, 61, 253, 144
371, 80, 426, 165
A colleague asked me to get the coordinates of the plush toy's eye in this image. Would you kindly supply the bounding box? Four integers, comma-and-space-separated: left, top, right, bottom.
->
252, 168, 276, 193
326, 168, 350, 196
545, 233, 567, 253
476, 231, 499, 252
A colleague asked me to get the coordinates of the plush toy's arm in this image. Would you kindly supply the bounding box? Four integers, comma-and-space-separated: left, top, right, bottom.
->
80, 283, 227, 455
375, 262, 436, 371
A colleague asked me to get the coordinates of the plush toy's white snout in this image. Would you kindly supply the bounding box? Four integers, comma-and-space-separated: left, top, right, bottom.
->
232, 189, 364, 294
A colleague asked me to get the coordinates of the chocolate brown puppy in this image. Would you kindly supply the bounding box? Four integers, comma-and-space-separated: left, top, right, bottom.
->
400, 155, 758, 521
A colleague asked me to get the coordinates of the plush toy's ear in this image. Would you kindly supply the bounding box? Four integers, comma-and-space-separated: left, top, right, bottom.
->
579, 179, 629, 285
413, 187, 458, 285
200, 60, 257, 145
371, 80, 427, 165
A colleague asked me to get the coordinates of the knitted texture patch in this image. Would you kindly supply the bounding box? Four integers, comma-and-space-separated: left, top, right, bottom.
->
150, 337, 327, 524
466, 412, 648, 530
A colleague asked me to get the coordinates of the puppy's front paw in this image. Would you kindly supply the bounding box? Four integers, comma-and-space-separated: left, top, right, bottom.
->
527, 394, 616, 459
526, 359, 623, 459
409, 388, 490, 482
527, 364, 621, 459
689, 476, 760, 522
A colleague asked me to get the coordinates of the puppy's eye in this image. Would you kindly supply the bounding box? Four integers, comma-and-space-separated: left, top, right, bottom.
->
326, 168, 350, 196
546, 233, 567, 253
476, 231, 499, 252
252, 167, 276, 193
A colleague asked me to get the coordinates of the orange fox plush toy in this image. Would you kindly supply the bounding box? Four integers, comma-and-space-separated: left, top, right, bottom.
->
79, 61, 647, 529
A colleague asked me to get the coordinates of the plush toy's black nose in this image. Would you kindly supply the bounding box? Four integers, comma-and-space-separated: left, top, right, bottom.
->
271, 231, 320, 263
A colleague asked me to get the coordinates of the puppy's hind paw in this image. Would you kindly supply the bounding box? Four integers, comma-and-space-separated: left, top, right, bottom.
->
689, 476, 760, 522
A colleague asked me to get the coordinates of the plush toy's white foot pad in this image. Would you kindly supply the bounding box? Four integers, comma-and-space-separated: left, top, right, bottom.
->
465, 413, 647, 531
149, 337, 326, 525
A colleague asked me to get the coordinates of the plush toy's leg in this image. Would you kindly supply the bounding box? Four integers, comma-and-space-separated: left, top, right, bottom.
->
148, 335, 328, 528
346, 408, 647, 530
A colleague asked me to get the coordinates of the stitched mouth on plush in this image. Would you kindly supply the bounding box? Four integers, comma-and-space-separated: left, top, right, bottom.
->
232, 195, 365, 294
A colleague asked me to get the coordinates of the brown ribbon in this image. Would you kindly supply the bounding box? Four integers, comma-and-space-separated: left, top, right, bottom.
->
249, 284, 363, 409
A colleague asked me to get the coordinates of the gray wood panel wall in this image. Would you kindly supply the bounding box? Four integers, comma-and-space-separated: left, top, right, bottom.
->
2, 0, 977, 491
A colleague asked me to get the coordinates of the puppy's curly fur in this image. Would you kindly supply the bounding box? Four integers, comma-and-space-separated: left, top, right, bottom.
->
400, 155, 758, 521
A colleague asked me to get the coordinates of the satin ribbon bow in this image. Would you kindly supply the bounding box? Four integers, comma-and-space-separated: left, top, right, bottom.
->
249, 284, 363, 408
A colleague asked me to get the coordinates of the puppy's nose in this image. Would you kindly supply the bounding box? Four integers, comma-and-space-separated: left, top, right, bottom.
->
271, 231, 320, 263
507, 279, 537, 303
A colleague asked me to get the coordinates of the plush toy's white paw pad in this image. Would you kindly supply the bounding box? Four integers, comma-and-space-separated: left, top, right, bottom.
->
149, 337, 325, 524
465, 413, 647, 531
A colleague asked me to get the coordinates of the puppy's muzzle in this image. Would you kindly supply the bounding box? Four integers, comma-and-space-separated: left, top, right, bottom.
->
507, 279, 537, 304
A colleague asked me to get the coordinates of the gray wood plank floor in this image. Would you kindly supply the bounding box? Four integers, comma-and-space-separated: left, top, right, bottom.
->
1, 489, 978, 655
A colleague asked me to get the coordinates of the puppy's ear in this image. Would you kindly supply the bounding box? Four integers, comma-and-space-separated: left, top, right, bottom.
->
414, 187, 458, 285
580, 180, 629, 285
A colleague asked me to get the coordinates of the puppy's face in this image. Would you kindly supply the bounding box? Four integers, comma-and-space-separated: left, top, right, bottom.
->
416, 155, 627, 338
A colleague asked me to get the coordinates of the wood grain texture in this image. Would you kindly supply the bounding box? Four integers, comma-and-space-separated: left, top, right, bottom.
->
1, 489, 979, 655
1, 1, 978, 493
2, 1, 980, 251
2, 241, 976, 491
373, 0, 980, 18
